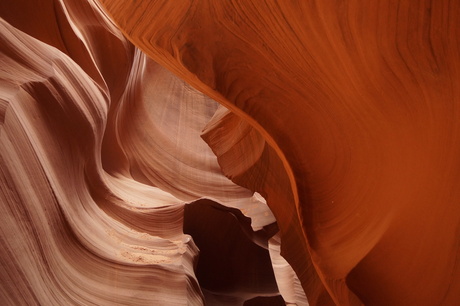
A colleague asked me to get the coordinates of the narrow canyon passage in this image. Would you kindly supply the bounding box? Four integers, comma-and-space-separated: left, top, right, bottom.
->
1, 0, 460, 305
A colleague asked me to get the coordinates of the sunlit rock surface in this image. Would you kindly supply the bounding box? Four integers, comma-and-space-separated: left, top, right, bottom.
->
2, 0, 460, 305
1, 0, 280, 305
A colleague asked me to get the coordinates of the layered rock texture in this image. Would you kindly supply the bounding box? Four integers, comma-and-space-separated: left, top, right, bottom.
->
1, 0, 459, 305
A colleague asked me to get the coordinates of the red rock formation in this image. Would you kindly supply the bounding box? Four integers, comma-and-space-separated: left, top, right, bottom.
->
98, 0, 460, 305
1, 0, 281, 304
2, 0, 460, 305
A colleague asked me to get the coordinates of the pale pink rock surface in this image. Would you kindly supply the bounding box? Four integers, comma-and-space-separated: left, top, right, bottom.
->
0, 1, 282, 305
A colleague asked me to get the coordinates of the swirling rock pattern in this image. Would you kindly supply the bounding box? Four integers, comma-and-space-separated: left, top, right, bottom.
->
98, 0, 460, 305
2, 0, 460, 305
1, 0, 283, 305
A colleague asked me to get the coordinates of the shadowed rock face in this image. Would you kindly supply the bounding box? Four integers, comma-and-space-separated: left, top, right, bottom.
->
98, 0, 460, 305
183, 199, 281, 304
1, 0, 460, 305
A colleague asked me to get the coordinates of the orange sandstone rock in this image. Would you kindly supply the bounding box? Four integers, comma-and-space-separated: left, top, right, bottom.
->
99, 0, 460, 304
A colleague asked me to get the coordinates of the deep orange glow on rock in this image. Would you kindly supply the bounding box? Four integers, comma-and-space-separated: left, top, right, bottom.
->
1, 1, 460, 305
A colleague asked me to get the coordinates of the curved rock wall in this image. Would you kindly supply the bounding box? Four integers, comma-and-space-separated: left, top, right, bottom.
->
1, 0, 282, 304
2, 0, 460, 305
98, 0, 460, 305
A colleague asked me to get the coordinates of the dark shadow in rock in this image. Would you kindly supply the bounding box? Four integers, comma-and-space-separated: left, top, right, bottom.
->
244, 295, 285, 306
183, 198, 281, 304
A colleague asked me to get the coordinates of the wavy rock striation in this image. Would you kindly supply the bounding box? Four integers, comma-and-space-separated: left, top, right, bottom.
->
2, 0, 460, 305
1, 0, 286, 305
99, 0, 460, 305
